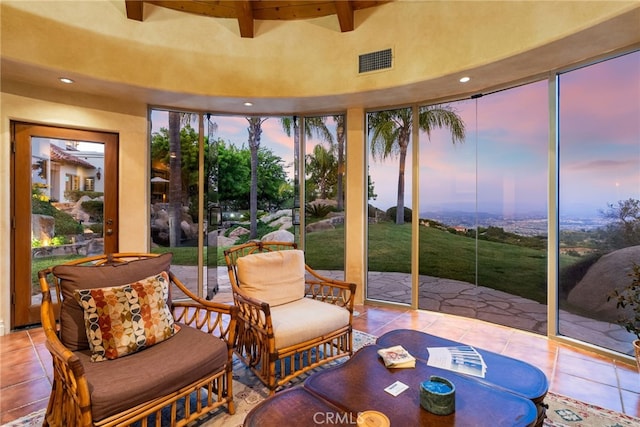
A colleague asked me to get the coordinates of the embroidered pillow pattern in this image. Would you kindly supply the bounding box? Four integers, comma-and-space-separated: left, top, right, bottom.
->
74, 271, 176, 361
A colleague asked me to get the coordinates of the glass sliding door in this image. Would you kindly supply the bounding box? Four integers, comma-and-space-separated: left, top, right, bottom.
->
209, 114, 295, 247
303, 114, 346, 278
152, 111, 296, 299
418, 100, 477, 314
557, 51, 640, 356
366, 107, 413, 304
205, 115, 222, 300
475, 82, 548, 333
150, 109, 202, 298
417, 81, 548, 335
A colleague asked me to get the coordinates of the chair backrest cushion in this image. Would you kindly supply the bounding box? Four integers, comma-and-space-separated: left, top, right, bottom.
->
73, 271, 177, 362
53, 253, 173, 351
236, 249, 305, 306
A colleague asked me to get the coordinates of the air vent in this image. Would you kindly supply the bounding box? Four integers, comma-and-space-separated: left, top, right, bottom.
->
359, 48, 393, 73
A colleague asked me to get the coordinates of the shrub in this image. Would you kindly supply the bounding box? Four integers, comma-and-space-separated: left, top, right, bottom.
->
32, 198, 83, 235
80, 200, 104, 222
89, 223, 103, 234
607, 263, 640, 340
64, 190, 103, 202
306, 203, 334, 219
386, 206, 412, 223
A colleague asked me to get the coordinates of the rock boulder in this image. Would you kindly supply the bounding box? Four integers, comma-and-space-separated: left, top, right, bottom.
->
567, 245, 640, 322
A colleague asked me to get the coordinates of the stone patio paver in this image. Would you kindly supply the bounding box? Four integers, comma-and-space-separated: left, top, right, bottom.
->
175, 266, 635, 356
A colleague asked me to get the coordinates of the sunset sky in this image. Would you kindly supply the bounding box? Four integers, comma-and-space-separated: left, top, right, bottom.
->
151, 50, 639, 220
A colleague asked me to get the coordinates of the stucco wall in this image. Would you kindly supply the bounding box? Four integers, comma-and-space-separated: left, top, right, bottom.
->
0, 84, 148, 334
2, 1, 638, 101
1, 0, 639, 332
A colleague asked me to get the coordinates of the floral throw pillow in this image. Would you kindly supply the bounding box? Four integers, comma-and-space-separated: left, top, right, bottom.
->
73, 271, 177, 362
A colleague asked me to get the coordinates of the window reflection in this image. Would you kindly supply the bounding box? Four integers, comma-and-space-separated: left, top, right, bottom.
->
558, 51, 640, 356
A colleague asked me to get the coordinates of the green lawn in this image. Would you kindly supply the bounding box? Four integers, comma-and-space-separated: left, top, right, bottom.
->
145, 223, 553, 304
306, 223, 548, 304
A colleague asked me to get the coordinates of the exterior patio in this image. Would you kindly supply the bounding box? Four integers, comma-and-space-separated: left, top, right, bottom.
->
173, 266, 635, 358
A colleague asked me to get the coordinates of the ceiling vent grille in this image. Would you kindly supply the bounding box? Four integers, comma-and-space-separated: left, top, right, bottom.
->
359, 48, 393, 73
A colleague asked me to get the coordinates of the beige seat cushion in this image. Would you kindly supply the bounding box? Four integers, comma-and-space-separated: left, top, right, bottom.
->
236, 250, 305, 306
270, 298, 350, 350
76, 323, 228, 422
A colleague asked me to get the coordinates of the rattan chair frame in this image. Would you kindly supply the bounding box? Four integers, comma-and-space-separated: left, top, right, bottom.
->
224, 241, 356, 395
39, 253, 238, 427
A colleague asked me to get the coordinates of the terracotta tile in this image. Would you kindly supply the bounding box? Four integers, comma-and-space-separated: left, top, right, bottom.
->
0, 378, 51, 413
459, 332, 511, 354
551, 372, 623, 412
616, 362, 640, 393
0, 347, 40, 368
371, 314, 434, 334
35, 344, 52, 365
501, 344, 556, 380
27, 328, 47, 345
0, 360, 47, 389
0, 397, 48, 424
620, 389, 640, 418
352, 316, 388, 336
0, 332, 32, 355
1, 309, 637, 421
556, 350, 618, 387
421, 317, 473, 342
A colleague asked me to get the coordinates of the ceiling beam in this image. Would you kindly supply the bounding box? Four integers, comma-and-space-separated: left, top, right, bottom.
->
334, 1, 354, 32
125, 0, 144, 21
235, 0, 254, 38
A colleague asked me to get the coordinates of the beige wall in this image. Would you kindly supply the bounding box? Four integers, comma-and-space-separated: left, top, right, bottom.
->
2, 1, 638, 112
1, 0, 639, 332
0, 83, 148, 334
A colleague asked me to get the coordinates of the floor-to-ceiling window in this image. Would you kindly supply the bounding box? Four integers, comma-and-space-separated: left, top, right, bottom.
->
303, 115, 347, 278
418, 82, 549, 334
557, 51, 640, 356
148, 50, 638, 361
150, 110, 210, 298
366, 82, 549, 329
150, 110, 350, 296
366, 107, 414, 304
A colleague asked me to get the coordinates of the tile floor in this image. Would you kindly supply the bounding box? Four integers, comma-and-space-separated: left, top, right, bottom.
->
1, 304, 638, 424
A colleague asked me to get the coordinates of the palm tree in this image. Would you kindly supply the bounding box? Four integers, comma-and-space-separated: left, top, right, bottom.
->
166, 112, 210, 246
368, 105, 466, 224
168, 111, 183, 246
306, 144, 337, 199
330, 115, 346, 211
247, 116, 267, 239
281, 116, 333, 202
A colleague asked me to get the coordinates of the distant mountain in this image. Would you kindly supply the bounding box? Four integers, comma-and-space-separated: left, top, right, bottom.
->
419, 210, 606, 236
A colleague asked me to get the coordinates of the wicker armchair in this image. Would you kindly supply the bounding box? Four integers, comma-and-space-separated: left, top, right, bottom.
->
224, 241, 356, 395
39, 253, 237, 427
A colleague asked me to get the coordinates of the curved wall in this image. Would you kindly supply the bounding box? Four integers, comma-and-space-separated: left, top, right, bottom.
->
2, 1, 639, 111
1, 1, 639, 333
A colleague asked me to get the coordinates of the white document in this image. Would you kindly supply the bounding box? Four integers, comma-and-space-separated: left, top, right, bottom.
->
384, 380, 409, 396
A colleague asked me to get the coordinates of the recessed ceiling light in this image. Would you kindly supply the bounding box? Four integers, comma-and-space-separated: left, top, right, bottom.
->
243, 102, 253, 107
459, 76, 471, 83
59, 77, 75, 84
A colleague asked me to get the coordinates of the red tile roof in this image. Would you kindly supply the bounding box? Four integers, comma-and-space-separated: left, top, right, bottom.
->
50, 144, 95, 169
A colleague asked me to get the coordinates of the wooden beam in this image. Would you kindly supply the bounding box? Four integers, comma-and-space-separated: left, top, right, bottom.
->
334, 1, 354, 32
125, 0, 144, 21
235, 0, 254, 38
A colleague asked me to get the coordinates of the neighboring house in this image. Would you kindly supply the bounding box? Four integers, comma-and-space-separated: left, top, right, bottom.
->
31, 139, 104, 203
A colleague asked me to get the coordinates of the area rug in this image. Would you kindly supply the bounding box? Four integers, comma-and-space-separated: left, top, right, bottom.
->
544, 391, 640, 427
3, 330, 639, 427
